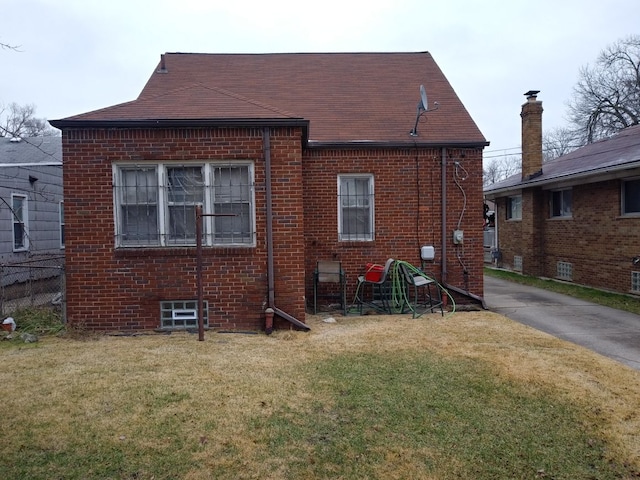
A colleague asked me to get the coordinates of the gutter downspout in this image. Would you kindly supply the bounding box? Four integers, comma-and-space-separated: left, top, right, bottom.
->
441, 147, 487, 309
441, 147, 448, 288
263, 127, 310, 333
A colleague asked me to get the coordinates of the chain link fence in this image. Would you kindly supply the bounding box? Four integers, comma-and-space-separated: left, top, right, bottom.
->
0, 255, 65, 322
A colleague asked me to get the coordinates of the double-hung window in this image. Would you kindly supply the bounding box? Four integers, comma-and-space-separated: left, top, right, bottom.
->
167, 166, 203, 244
12, 194, 28, 251
550, 189, 572, 218
119, 167, 159, 245
338, 175, 374, 241
506, 195, 522, 220
114, 163, 255, 247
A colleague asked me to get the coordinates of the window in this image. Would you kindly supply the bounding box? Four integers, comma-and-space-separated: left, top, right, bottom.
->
114, 163, 255, 247
550, 189, 572, 218
59, 201, 65, 248
506, 195, 521, 220
513, 255, 523, 272
167, 166, 203, 244
160, 300, 208, 329
338, 175, 374, 241
632, 271, 640, 293
119, 167, 159, 245
557, 261, 573, 281
12, 194, 28, 251
622, 178, 640, 215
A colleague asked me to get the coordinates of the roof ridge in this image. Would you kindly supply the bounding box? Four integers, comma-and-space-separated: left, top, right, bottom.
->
195, 83, 301, 118
137, 82, 301, 118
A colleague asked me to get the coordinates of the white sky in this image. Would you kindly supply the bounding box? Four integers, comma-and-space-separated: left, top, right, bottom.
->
2, 0, 639, 162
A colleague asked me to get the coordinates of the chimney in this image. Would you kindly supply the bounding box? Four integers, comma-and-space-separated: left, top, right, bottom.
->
521, 90, 543, 180
156, 54, 168, 74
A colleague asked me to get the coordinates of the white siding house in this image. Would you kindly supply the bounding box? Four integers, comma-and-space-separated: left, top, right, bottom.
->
0, 136, 63, 289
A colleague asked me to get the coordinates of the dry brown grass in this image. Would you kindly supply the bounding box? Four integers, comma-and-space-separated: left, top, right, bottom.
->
2, 311, 640, 478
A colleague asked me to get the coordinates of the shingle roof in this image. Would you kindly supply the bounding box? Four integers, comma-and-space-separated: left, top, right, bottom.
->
53, 52, 487, 146
0, 136, 62, 164
484, 124, 640, 196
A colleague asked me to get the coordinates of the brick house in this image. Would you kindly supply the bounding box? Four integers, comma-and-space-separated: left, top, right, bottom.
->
484, 91, 640, 295
51, 52, 487, 332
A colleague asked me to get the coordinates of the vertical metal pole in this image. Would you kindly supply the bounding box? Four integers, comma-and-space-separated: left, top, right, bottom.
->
196, 204, 204, 341
441, 147, 448, 286
263, 127, 275, 308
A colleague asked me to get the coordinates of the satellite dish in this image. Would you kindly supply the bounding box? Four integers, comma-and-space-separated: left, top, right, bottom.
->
419, 84, 428, 112
410, 84, 438, 136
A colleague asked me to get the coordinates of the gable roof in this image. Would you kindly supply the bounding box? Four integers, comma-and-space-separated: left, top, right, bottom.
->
0, 136, 62, 165
484, 124, 640, 197
51, 52, 487, 147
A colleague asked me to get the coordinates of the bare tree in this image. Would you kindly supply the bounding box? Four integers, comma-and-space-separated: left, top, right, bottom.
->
0, 40, 21, 51
542, 127, 581, 162
483, 155, 520, 186
0, 103, 58, 137
567, 35, 640, 144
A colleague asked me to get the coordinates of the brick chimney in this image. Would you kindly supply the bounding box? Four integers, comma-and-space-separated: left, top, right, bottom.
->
521, 90, 543, 180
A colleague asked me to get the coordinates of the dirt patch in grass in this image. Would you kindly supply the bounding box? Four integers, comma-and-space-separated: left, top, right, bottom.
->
1, 311, 639, 479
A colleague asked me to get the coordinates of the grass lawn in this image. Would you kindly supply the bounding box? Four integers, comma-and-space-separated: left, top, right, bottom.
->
1, 312, 640, 479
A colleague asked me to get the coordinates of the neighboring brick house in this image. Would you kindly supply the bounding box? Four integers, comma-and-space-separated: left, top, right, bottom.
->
484, 91, 640, 295
51, 52, 487, 332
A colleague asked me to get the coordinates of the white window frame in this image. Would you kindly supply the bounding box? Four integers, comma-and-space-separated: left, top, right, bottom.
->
550, 188, 572, 218
59, 201, 65, 249
338, 174, 375, 241
113, 162, 256, 248
11, 194, 29, 252
622, 177, 640, 216
506, 195, 522, 220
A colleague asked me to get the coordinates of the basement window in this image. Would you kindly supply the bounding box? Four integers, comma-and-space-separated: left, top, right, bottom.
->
160, 300, 208, 329
513, 255, 523, 271
632, 272, 640, 293
556, 261, 573, 281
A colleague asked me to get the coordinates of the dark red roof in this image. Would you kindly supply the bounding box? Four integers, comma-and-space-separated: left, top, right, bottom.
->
57, 52, 487, 146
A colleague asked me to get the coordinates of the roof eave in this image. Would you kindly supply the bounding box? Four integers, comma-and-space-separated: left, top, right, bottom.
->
484, 159, 640, 198
49, 117, 310, 142
307, 140, 489, 149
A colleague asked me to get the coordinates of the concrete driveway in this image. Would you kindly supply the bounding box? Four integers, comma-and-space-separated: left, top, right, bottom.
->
483, 275, 640, 370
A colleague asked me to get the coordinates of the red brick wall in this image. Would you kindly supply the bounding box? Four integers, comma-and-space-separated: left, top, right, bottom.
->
63, 125, 486, 331
303, 147, 485, 308
62, 126, 305, 331
495, 179, 640, 295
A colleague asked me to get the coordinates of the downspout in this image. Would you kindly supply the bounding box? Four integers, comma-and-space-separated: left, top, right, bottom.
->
263, 127, 310, 333
441, 147, 448, 287
441, 147, 487, 309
